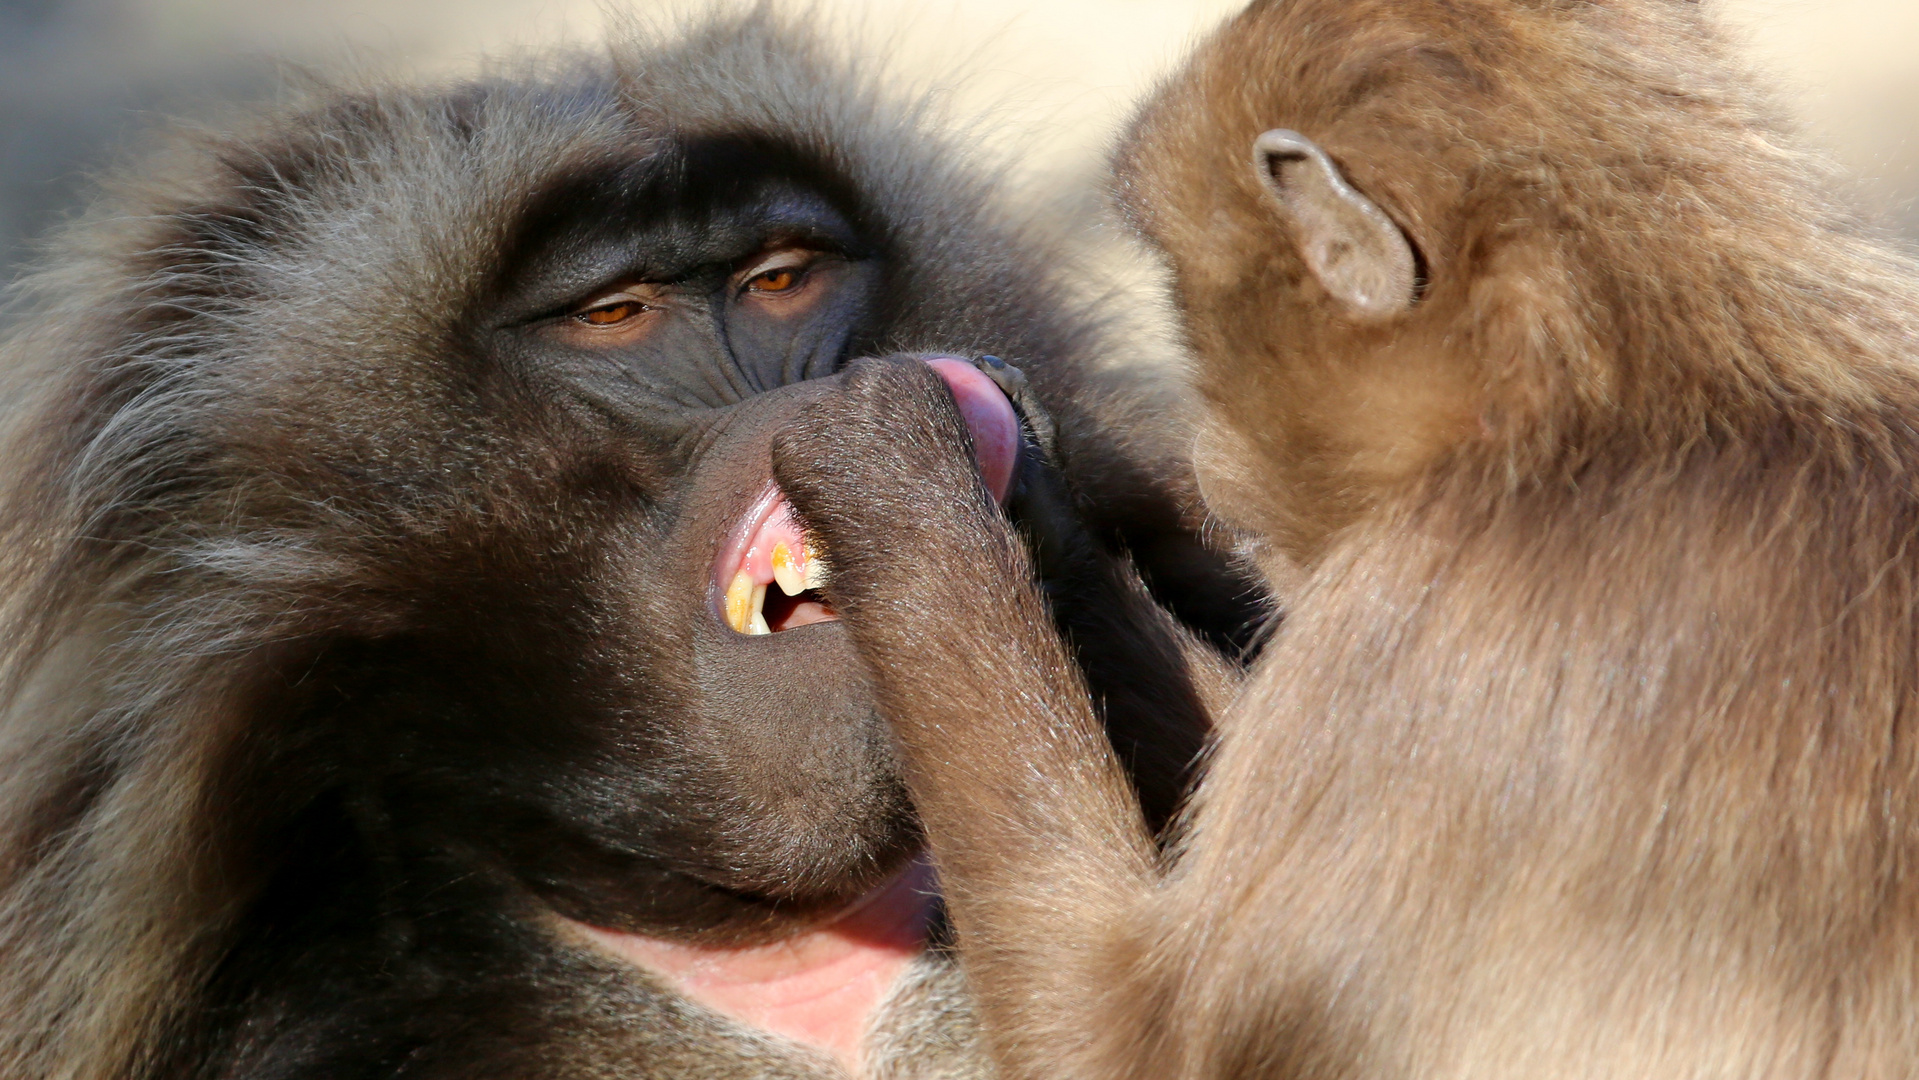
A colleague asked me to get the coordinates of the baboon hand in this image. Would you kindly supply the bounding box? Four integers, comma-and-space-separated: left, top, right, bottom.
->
771, 354, 1026, 614
971, 354, 1059, 467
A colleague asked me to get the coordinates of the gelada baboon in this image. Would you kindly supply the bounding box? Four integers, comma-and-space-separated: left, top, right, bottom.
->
770, 0, 1919, 1076
0, 12, 1249, 1079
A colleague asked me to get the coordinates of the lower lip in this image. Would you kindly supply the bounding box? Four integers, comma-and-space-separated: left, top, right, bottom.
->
563, 856, 938, 1072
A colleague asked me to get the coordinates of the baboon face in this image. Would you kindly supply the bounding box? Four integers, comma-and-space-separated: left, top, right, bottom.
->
145, 110, 1023, 943
399, 138, 907, 937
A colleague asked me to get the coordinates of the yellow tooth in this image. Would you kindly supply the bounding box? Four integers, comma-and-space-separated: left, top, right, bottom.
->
747, 583, 770, 635
771, 541, 805, 597
802, 540, 830, 591
724, 570, 754, 633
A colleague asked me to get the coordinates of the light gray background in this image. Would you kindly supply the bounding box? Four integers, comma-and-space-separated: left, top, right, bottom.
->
3, 0, 1915, 284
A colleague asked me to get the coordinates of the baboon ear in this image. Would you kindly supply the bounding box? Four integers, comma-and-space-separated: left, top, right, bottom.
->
1254, 129, 1418, 320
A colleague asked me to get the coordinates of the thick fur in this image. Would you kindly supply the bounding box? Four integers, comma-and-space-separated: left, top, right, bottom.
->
770, 0, 1919, 1077
0, 11, 1247, 1080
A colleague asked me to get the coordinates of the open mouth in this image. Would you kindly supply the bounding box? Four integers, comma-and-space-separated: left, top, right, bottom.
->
714, 485, 837, 635
712, 356, 1023, 637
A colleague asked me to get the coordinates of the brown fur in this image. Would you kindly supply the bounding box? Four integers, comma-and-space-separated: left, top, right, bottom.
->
770, 0, 1919, 1076
0, 11, 1250, 1079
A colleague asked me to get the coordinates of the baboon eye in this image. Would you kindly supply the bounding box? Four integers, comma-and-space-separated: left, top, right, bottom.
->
577, 298, 649, 325
747, 267, 803, 293
551, 282, 666, 346
734, 246, 828, 303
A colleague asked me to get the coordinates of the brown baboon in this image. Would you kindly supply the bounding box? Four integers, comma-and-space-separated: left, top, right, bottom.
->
0, 12, 1253, 1079
770, 0, 1919, 1077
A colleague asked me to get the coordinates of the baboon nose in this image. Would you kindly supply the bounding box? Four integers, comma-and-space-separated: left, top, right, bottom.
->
923, 357, 1020, 504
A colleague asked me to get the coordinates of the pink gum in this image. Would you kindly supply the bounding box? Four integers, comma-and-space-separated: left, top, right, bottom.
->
738, 497, 812, 590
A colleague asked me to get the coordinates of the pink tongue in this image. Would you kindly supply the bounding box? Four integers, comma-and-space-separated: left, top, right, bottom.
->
923, 357, 1020, 503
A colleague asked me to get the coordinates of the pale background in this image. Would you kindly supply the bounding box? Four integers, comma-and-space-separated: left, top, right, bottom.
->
3, 0, 1916, 281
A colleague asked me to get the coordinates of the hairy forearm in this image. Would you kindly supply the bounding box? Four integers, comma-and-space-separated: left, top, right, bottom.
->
832, 515, 1152, 1079
768, 357, 1160, 1078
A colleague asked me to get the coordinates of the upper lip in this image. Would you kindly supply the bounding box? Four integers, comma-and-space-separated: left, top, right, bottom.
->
712, 483, 830, 635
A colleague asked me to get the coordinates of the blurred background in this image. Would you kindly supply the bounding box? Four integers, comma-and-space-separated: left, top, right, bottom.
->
3, 0, 1916, 284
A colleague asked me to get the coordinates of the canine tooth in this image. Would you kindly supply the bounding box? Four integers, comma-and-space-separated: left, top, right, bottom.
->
771, 541, 805, 597
747, 583, 770, 635
802, 540, 830, 591
724, 570, 755, 633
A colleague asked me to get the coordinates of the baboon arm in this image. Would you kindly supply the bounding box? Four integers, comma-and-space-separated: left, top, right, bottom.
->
1004, 440, 1228, 829
772, 357, 1156, 1080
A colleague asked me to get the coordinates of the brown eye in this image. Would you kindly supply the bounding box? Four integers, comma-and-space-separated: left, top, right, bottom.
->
576, 300, 646, 326
748, 267, 802, 293
552, 284, 665, 347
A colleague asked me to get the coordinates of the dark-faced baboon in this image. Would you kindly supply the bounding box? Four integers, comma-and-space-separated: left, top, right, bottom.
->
0, 12, 1252, 1079
769, 0, 1919, 1077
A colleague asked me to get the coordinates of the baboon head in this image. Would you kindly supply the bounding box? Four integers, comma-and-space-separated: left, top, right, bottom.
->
1117, 0, 1815, 567
0, 14, 1241, 1076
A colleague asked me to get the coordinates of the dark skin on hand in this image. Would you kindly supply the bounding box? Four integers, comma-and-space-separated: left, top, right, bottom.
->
0, 13, 1256, 1080
772, 0, 1919, 1077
